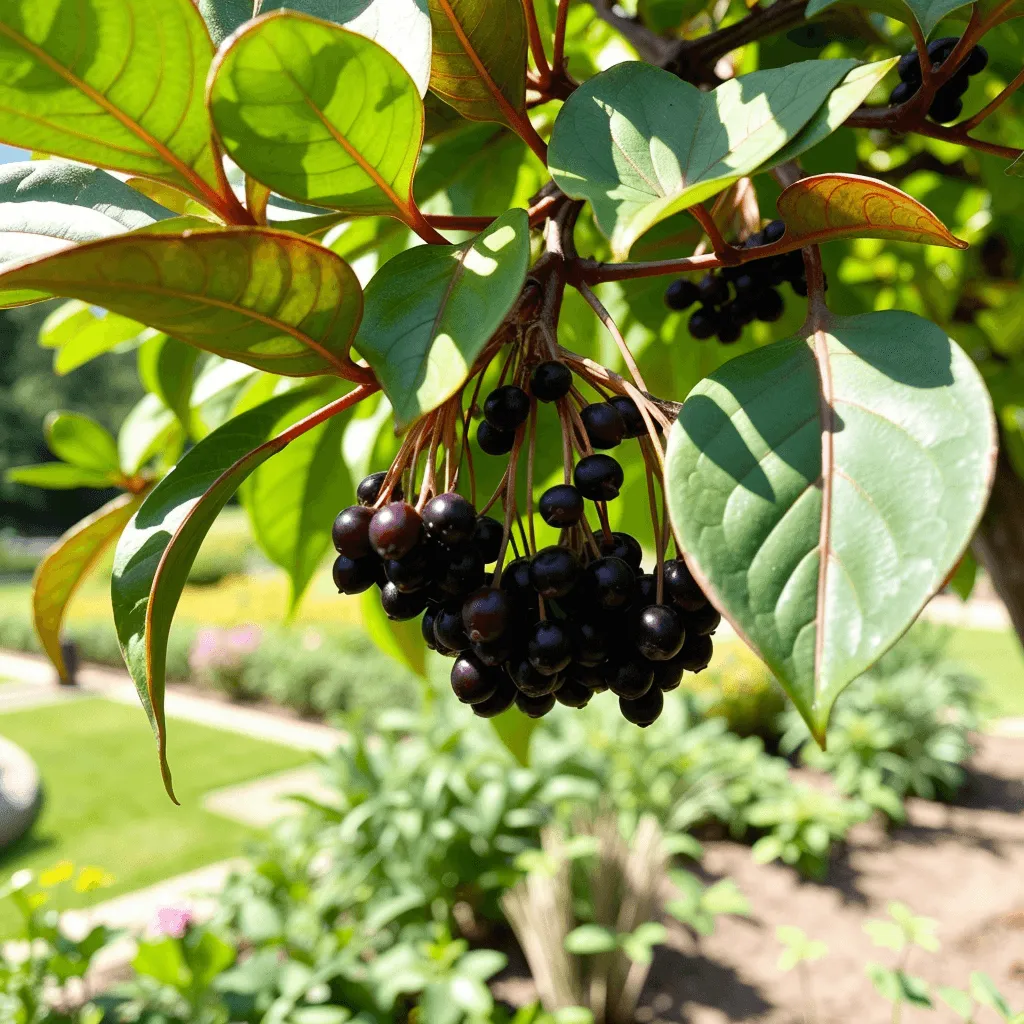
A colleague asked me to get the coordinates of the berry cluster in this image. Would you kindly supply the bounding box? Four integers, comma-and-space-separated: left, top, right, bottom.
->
331, 360, 720, 727
663, 221, 807, 344
889, 37, 988, 124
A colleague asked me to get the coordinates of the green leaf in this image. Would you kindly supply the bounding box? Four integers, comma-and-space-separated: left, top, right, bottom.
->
0, 160, 173, 269
45, 412, 121, 474
564, 925, 618, 955
118, 394, 183, 476
356, 208, 529, 429
137, 335, 201, 430
0, 227, 364, 378
665, 311, 996, 740
359, 588, 427, 678
971, 972, 1013, 1019
199, 0, 432, 95
426, 0, 528, 127
548, 59, 862, 258
40, 300, 147, 375
242, 385, 354, 614
133, 938, 190, 988
111, 389, 323, 798
0, 0, 229, 213
5, 462, 119, 490
490, 709, 539, 767
894, 0, 972, 36
938, 987, 975, 1019
209, 13, 426, 222
620, 922, 668, 964
31, 492, 143, 681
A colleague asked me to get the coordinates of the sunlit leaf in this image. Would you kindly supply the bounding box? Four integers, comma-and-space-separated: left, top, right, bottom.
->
39, 301, 147, 375
32, 493, 143, 681
45, 412, 121, 474
360, 588, 428, 678
665, 311, 996, 738
137, 335, 201, 429
5, 462, 119, 490
0, 227, 364, 378
118, 394, 184, 476
356, 209, 530, 429
490, 710, 538, 767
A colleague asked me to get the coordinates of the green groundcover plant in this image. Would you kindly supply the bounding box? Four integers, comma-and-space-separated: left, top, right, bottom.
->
1, 0, 1020, 791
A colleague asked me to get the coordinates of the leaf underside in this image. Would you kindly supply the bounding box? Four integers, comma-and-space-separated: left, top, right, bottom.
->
665, 311, 995, 738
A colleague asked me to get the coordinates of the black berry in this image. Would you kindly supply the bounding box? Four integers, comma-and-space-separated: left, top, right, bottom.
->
762, 220, 786, 245
653, 654, 685, 692
484, 385, 530, 430
380, 582, 429, 620
689, 308, 718, 340
676, 633, 714, 673
965, 44, 988, 75
539, 484, 585, 527
501, 557, 535, 606
686, 601, 722, 637
472, 677, 518, 718
530, 361, 572, 402
332, 554, 378, 595
634, 604, 685, 662
437, 545, 486, 596
421, 607, 439, 651
369, 502, 422, 560
434, 603, 471, 652
580, 403, 625, 450
698, 273, 729, 306
478, 420, 515, 456
608, 396, 646, 438
586, 556, 635, 610
422, 492, 477, 547
664, 279, 700, 311
384, 546, 433, 593
357, 471, 401, 506
509, 658, 561, 696
574, 454, 624, 501
571, 618, 612, 666
527, 620, 573, 676
929, 91, 962, 123
619, 687, 664, 727
462, 586, 510, 643
529, 546, 581, 599
605, 658, 654, 699
555, 678, 592, 708
516, 690, 556, 718
332, 505, 374, 558
663, 558, 707, 612
897, 50, 921, 82
472, 516, 504, 563
473, 635, 514, 667
451, 653, 500, 704
755, 288, 784, 323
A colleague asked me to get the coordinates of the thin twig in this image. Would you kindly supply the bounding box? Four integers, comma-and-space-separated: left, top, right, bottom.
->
576, 282, 649, 392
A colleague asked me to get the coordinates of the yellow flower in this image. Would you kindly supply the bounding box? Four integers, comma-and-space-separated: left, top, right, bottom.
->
27, 892, 49, 910
39, 861, 74, 888
74, 867, 115, 893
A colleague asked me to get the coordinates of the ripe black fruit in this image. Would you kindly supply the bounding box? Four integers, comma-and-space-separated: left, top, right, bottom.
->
332, 554, 378, 595
384, 546, 433, 593
897, 50, 921, 82
501, 557, 535, 606
634, 604, 685, 661
653, 654, 685, 692
422, 492, 477, 547
380, 582, 429, 621
698, 273, 729, 306
539, 484, 584, 527
472, 678, 518, 718
568, 665, 607, 693
472, 635, 514, 667
580, 402, 625, 450
689, 308, 718, 340
462, 586, 510, 643
529, 546, 580, 599
530, 360, 572, 402
451, 654, 500, 704
633, 573, 658, 608
676, 633, 714, 672
574, 454, 624, 501
762, 220, 786, 244
437, 545, 485, 596
369, 502, 422, 560
484, 385, 530, 430
527, 620, 573, 676
716, 317, 742, 345
356, 471, 401, 507
929, 92, 962, 124
477, 420, 515, 456
608, 396, 646, 438
965, 44, 988, 74
434, 602, 471, 652
472, 516, 504, 563
586, 556, 635, 610
755, 289, 784, 323
332, 505, 374, 558
686, 601, 721, 636
516, 690, 556, 718
508, 657, 561, 696
606, 658, 654, 699
599, 531, 643, 569
619, 687, 664, 727
664, 279, 700, 311
663, 558, 707, 612
421, 607, 439, 651
555, 678, 592, 708
571, 618, 611, 666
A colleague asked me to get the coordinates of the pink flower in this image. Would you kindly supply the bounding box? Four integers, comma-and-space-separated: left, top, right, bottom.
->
227, 625, 261, 653
154, 906, 193, 939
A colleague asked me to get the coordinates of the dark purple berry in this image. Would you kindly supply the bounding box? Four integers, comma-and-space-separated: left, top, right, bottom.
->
633, 573, 659, 608
945, 67, 972, 97
664, 279, 700, 311
462, 586, 510, 643
890, 81, 917, 107
929, 92, 962, 123
620, 687, 664, 727
357, 471, 401, 507
762, 220, 786, 245
663, 559, 707, 612
434, 602, 471, 652
634, 604, 685, 662
599, 531, 643, 569
605, 658, 654, 699
421, 607, 439, 651
451, 653, 500, 704
472, 635, 514, 667
555, 678, 592, 708
527, 620, 573, 676
580, 403, 625, 450
755, 288, 785, 323
574, 454, 624, 502
437, 545, 486, 596
484, 385, 530, 430
897, 50, 921, 82
686, 601, 722, 636
688, 308, 718, 340
697, 273, 729, 306
539, 484, 585, 528
332, 505, 374, 558
530, 546, 581, 599
380, 582, 429, 620
743, 230, 765, 249
716, 318, 742, 345
653, 653, 685, 692
791, 276, 809, 297
733, 271, 759, 293
516, 690, 556, 718
472, 677, 518, 718
676, 633, 714, 673
501, 558, 535, 605
472, 516, 504, 564
586, 556, 635, 610
422, 492, 477, 547
965, 44, 987, 75
530, 361, 572, 402
571, 618, 612, 666
332, 554, 378, 595
568, 665, 607, 693
608, 396, 645, 438
927, 36, 958, 63
478, 420, 515, 456
369, 502, 422, 560
384, 546, 433, 593
509, 658, 561, 696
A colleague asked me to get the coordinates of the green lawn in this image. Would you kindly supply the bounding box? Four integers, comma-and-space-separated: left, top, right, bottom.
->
0, 697, 310, 935
947, 626, 1024, 717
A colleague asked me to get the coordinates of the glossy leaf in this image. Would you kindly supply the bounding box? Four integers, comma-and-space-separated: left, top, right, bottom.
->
199, 0, 432, 95
242, 386, 354, 614
45, 412, 121, 474
356, 209, 529, 428
776, 174, 967, 250
665, 311, 995, 738
111, 389, 318, 798
359, 589, 428, 678
0, 0, 227, 210
426, 0, 528, 128
40, 301, 147, 375
209, 13, 425, 221
137, 335, 202, 429
548, 59, 862, 258
0, 227, 364, 378
5, 462, 119, 490
118, 395, 184, 476
32, 493, 143, 681
0, 161, 172, 269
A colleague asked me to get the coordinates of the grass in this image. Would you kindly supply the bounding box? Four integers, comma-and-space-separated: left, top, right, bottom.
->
0, 697, 310, 935
946, 626, 1024, 717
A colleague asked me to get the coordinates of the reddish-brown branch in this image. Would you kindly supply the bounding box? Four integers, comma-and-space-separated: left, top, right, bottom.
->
553, 0, 571, 70
425, 214, 496, 231
522, 0, 552, 75
691, 203, 741, 263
